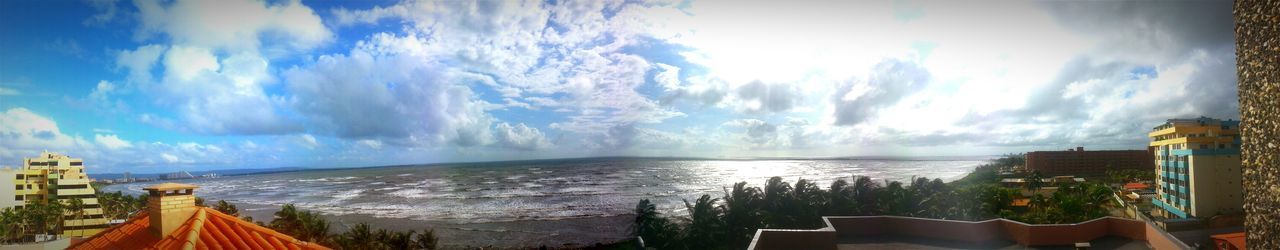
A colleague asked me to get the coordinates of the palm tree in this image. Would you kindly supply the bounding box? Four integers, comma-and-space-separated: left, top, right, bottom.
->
761, 177, 793, 227
879, 180, 907, 216
50, 200, 66, 239
271, 204, 302, 236
338, 223, 376, 250
849, 176, 879, 215
298, 211, 333, 245
720, 182, 763, 249
0, 207, 18, 243
412, 229, 438, 250
64, 198, 85, 236
634, 199, 676, 249
214, 200, 240, 217
1026, 171, 1045, 192
376, 229, 413, 249
826, 179, 854, 216
790, 178, 826, 228
681, 194, 724, 249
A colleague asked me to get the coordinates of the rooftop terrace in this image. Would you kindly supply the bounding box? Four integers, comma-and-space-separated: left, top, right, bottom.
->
748, 216, 1188, 250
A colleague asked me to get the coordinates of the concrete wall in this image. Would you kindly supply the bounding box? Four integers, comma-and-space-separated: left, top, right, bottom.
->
747, 228, 835, 250
1000, 219, 1112, 246
0, 168, 19, 209
1235, 0, 1280, 248
1189, 154, 1244, 217
828, 216, 1007, 243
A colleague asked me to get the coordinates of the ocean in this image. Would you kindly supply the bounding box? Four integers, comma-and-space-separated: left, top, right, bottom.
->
101, 157, 992, 247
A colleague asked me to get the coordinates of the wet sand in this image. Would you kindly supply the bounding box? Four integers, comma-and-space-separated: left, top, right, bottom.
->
237, 203, 634, 249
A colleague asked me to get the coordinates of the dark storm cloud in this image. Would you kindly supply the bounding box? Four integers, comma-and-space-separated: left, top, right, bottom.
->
1038, 0, 1234, 62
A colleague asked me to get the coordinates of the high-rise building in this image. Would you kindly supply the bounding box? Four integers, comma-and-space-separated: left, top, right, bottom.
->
1148, 117, 1243, 219
11, 152, 110, 237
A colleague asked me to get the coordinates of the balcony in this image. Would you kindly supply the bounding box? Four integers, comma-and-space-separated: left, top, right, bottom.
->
1153, 198, 1188, 218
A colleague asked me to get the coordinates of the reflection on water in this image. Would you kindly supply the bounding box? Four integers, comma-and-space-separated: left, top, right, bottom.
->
103, 158, 988, 224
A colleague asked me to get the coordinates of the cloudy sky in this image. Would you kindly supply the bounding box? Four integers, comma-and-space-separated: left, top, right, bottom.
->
0, 0, 1237, 173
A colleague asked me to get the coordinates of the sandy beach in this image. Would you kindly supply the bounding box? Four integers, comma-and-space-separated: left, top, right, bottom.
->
237, 202, 634, 249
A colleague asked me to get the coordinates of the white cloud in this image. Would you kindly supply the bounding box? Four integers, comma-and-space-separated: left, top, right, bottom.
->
145, 46, 300, 135
163, 46, 219, 81
284, 33, 492, 147
335, 0, 685, 137
358, 139, 383, 149
0, 87, 18, 95
88, 80, 116, 102
0, 108, 88, 151
94, 134, 132, 150
115, 44, 166, 84
133, 0, 330, 53
298, 134, 319, 149
494, 123, 551, 150
83, 0, 121, 26
159, 153, 179, 163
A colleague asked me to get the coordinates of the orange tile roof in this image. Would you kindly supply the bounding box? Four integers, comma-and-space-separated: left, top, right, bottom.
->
1123, 183, 1149, 190
1210, 232, 1245, 250
67, 207, 330, 250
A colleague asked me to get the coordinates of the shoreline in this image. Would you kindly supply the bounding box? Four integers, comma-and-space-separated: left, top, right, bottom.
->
236, 202, 633, 249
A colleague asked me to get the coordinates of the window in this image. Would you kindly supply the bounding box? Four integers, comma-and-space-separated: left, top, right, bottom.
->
70, 162, 82, 166
14, 185, 22, 190
15, 174, 21, 179
14, 195, 21, 201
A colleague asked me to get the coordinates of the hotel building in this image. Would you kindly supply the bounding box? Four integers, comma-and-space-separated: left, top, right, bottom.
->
4, 152, 111, 237
1025, 147, 1154, 176
1148, 117, 1243, 219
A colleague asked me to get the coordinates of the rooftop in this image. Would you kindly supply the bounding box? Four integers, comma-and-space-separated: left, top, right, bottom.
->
68, 183, 329, 250
749, 216, 1188, 250
143, 182, 200, 192
69, 208, 329, 250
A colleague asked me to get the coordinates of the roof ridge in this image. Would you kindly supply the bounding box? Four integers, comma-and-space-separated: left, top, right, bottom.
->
182, 209, 208, 249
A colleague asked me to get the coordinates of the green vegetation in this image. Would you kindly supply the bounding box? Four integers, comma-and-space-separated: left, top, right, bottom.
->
1105, 169, 1156, 184
214, 202, 441, 250
632, 154, 1118, 249
0, 201, 65, 243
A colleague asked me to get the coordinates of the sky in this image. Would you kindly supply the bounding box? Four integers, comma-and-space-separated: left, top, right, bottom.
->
0, 0, 1238, 173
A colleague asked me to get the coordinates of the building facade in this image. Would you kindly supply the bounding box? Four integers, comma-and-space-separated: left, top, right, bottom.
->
13, 152, 110, 237
0, 167, 20, 209
1024, 147, 1154, 176
1148, 117, 1243, 219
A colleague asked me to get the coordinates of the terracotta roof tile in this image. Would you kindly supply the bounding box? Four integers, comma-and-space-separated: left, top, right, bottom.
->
68, 207, 330, 250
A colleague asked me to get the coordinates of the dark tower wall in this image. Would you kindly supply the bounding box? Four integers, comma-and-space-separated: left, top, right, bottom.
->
1234, 0, 1279, 248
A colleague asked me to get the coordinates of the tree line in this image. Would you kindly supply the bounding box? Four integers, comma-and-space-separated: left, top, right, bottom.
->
633, 155, 1117, 249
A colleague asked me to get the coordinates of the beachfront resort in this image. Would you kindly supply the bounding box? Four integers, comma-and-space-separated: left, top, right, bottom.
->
2, 0, 1278, 249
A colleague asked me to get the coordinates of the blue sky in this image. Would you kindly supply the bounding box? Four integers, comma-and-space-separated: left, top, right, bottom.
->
0, 0, 1237, 173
